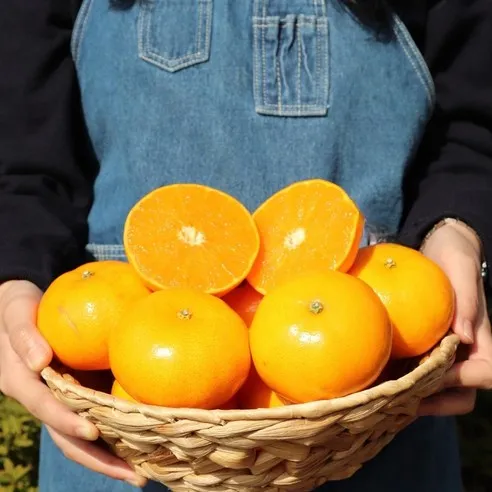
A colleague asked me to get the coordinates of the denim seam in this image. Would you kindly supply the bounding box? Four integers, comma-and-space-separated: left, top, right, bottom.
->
261, 19, 267, 108
253, 21, 261, 111
256, 106, 328, 116
71, 0, 94, 66
297, 21, 302, 111
253, 9, 329, 117
138, 0, 212, 72
316, 19, 321, 107
391, 14, 435, 109
86, 244, 127, 261
253, 18, 323, 27
196, 0, 204, 53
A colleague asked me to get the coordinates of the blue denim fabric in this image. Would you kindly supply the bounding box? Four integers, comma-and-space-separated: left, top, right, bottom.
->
38, 1, 463, 490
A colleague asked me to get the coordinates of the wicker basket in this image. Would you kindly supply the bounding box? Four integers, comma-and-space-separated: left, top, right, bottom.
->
41, 333, 459, 491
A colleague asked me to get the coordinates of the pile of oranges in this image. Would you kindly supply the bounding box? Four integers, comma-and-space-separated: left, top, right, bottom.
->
37, 180, 455, 410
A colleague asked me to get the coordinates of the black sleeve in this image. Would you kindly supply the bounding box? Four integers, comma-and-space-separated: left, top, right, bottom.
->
0, 0, 93, 291
399, 0, 492, 284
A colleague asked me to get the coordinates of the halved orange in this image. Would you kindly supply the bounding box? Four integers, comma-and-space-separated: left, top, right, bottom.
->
247, 179, 364, 294
124, 184, 260, 295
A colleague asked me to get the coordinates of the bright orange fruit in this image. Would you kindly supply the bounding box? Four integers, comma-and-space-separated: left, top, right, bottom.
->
111, 380, 138, 402
238, 366, 285, 409
123, 183, 260, 296
218, 395, 239, 410
249, 271, 392, 403
349, 243, 455, 359
37, 261, 150, 371
222, 281, 264, 327
247, 179, 364, 294
109, 288, 251, 409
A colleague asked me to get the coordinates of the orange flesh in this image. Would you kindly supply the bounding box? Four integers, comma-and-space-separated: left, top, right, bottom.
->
124, 184, 260, 295
247, 179, 364, 295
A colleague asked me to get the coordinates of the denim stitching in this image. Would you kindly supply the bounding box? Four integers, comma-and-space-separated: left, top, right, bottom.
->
321, 19, 329, 109
86, 244, 127, 261
297, 22, 302, 112
253, 21, 261, 112
71, 0, 95, 66
276, 58, 282, 114
196, 0, 204, 53
316, 19, 321, 106
391, 14, 435, 109
253, 10, 329, 117
261, 22, 267, 108
138, 0, 212, 72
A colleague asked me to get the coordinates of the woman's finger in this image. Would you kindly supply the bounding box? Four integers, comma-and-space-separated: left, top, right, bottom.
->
47, 426, 148, 487
1, 281, 52, 371
418, 388, 476, 417
421, 225, 481, 344
1, 335, 98, 440
443, 359, 492, 390
441, 254, 479, 344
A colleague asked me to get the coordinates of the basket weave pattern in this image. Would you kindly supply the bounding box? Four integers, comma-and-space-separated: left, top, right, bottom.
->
42, 334, 459, 491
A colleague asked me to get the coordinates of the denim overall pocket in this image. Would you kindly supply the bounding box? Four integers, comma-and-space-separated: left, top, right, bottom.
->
138, 0, 213, 72
253, 1, 330, 117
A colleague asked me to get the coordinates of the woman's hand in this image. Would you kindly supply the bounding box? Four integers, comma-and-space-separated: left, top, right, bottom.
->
418, 220, 492, 416
0, 280, 147, 487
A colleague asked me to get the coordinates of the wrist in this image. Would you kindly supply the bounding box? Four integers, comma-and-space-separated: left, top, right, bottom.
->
421, 217, 487, 279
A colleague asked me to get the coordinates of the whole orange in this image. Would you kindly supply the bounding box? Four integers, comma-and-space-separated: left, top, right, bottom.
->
349, 243, 455, 359
37, 261, 150, 371
238, 366, 285, 409
249, 271, 392, 403
222, 281, 264, 327
111, 380, 138, 402
109, 288, 251, 409
218, 395, 239, 410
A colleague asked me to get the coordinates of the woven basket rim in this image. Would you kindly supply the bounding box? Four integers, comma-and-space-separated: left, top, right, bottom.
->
41, 333, 459, 424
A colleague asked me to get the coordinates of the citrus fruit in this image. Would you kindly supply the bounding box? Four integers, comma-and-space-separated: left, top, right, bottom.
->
238, 366, 284, 409
218, 395, 239, 410
249, 271, 392, 403
247, 179, 364, 294
222, 281, 264, 326
123, 183, 260, 295
349, 243, 455, 359
109, 288, 251, 409
111, 380, 138, 402
37, 261, 150, 371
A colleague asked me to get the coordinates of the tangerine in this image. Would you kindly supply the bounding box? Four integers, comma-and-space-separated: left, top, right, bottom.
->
37, 261, 150, 371
222, 281, 264, 327
109, 288, 251, 408
238, 366, 284, 409
249, 271, 392, 403
349, 243, 455, 359
111, 380, 138, 402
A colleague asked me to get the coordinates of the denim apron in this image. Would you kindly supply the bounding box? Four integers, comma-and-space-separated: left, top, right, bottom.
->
39, 1, 463, 490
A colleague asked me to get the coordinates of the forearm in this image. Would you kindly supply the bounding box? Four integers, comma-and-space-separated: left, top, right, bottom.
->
399, 0, 492, 287
0, 0, 92, 289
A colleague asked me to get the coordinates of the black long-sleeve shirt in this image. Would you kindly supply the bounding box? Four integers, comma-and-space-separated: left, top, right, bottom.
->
1, 0, 492, 292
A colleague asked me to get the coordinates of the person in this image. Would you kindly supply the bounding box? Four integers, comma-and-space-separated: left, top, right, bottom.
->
1, 0, 492, 490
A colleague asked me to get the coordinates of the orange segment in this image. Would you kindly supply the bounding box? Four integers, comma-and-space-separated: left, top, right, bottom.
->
247, 179, 364, 294
124, 184, 260, 295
